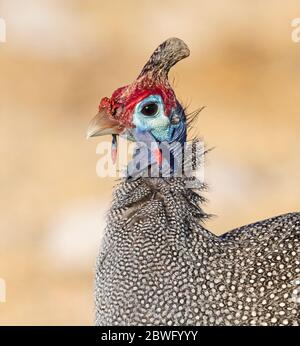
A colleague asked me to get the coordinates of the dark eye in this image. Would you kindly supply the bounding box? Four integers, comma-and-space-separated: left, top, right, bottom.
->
140, 103, 158, 116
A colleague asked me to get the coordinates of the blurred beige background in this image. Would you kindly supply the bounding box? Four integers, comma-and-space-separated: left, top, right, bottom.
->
0, 0, 299, 325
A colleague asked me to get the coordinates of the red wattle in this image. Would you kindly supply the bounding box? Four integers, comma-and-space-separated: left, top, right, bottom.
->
155, 148, 162, 166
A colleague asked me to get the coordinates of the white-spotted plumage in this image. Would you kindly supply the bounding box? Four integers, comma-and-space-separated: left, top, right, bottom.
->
95, 176, 300, 326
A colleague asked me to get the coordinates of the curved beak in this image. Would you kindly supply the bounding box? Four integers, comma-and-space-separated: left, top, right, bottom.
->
86, 108, 124, 138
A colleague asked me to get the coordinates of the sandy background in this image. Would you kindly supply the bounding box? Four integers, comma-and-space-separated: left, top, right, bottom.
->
0, 0, 299, 325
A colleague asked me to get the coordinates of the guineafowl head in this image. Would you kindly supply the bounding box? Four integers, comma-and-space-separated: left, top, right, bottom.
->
87, 38, 190, 155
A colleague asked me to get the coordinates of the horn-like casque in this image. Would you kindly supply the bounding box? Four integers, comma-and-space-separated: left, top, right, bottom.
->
138, 38, 190, 80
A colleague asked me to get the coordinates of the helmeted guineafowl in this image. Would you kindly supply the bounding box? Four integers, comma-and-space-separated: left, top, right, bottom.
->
87, 38, 300, 326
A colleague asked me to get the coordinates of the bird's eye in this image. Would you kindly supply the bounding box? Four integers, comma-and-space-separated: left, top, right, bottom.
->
140, 103, 159, 116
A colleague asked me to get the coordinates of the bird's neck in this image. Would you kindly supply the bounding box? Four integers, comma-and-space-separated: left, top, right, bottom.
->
107, 176, 213, 242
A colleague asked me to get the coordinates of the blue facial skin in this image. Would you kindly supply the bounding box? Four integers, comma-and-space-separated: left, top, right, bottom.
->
127, 94, 187, 178
132, 94, 185, 143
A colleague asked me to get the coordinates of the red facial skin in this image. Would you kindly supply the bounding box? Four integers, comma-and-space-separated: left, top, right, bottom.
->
98, 76, 176, 128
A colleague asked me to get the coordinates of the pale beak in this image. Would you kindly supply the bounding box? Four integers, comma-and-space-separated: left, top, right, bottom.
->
86, 108, 123, 138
